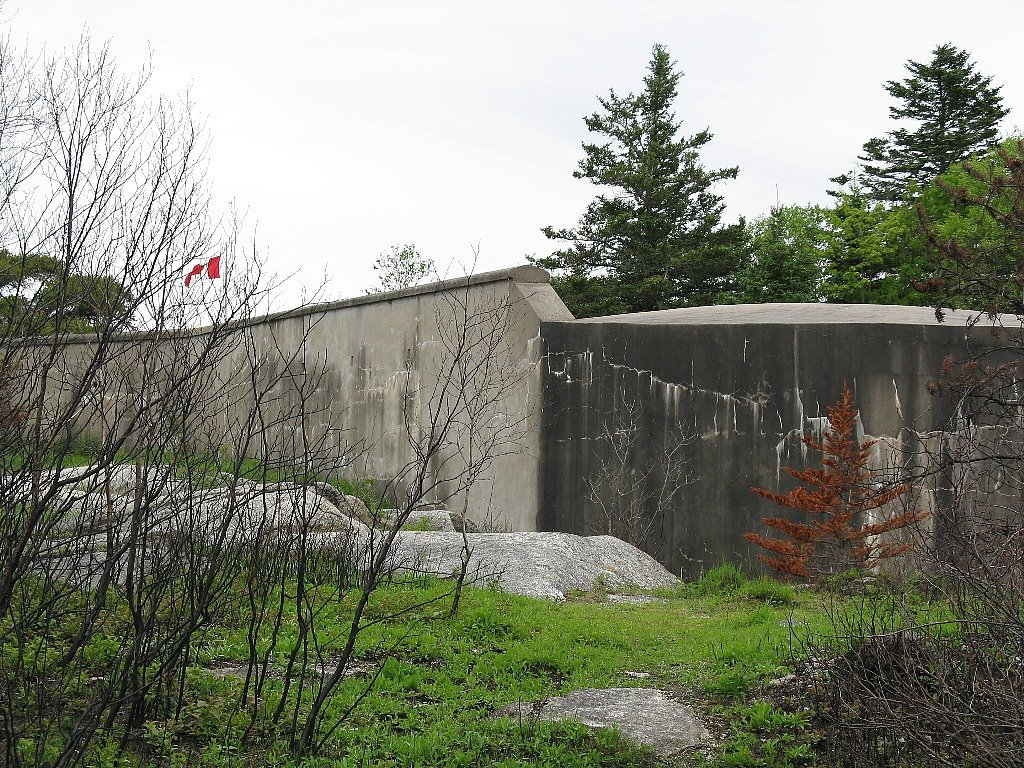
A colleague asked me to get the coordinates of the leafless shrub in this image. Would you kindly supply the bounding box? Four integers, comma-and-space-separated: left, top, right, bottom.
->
584, 395, 693, 552
0, 32, 527, 766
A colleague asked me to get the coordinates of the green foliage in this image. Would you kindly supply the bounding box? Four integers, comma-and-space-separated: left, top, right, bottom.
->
0, 248, 131, 333
5, 567, 834, 767
739, 579, 796, 606
329, 475, 383, 510
819, 44, 1010, 306
367, 243, 435, 294
711, 702, 813, 768
703, 668, 753, 697
734, 205, 829, 303
913, 137, 1024, 313
688, 563, 747, 596
857, 43, 1008, 203
547, 273, 631, 319
821, 140, 1024, 309
819, 181, 931, 305
402, 516, 442, 531
675, 565, 796, 608
534, 44, 744, 317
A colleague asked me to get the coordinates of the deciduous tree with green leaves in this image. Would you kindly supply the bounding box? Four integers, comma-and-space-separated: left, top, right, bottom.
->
533, 44, 744, 317
734, 205, 828, 303
367, 243, 435, 294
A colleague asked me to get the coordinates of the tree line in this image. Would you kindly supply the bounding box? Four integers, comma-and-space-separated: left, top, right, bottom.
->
534, 42, 1017, 318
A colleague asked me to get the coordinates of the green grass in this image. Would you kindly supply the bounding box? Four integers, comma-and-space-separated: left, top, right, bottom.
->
401, 515, 443, 532
75, 572, 833, 768
10, 451, 834, 767
711, 700, 815, 768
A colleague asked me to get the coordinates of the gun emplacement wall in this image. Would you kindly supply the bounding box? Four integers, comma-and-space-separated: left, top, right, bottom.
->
44, 268, 1011, 576
540, 303, 1007, 576
47, 266, 570, 532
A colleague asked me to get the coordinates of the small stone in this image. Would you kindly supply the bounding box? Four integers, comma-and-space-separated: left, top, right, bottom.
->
495, 688, 707, 756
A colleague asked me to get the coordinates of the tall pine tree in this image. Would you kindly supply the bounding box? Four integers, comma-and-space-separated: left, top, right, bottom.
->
533, 44, 744, 317
858, 43, 1008, 203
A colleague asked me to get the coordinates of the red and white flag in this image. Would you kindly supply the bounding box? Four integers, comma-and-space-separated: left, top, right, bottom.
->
184, 255, 222, 286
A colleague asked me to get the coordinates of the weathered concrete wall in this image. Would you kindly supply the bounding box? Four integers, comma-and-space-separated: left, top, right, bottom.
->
39, 274, 1014, 575
220, 266, 571, 530
47, 266, 571, 532
539, 304, 1004, 577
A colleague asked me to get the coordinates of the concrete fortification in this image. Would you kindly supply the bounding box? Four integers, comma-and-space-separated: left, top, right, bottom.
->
53, 266, 1005, 576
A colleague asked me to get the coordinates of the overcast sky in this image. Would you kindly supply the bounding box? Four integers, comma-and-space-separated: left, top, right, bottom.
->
6, 1, 1024, 307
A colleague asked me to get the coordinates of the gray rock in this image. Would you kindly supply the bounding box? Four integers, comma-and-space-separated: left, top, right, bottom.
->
310, 483, 375, 526
496, 687, 707, 756
58, 463, 182, 496
376, 531, 677, 600
38, 472, 676, 602
402, 508, 457, 532
236, 485, 372, 537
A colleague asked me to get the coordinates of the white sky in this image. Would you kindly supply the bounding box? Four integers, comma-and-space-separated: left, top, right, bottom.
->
6, 1, 1024, 308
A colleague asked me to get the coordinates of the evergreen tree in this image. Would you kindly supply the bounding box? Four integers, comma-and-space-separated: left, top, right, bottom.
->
746, 387, 926, 580
858, 43, 1008, 203
533, 44, 744, 317
914, 137, 1024, 315
0, 249, 131, 333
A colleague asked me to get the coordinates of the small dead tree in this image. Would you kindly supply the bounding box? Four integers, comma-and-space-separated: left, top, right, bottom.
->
746, 386, 926, 581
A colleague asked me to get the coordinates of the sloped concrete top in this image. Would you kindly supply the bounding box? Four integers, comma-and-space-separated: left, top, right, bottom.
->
571, 303, 1001, 327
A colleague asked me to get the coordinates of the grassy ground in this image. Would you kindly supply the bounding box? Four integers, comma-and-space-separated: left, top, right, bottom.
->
7, 453, 831, 765
114, 565, 829, 768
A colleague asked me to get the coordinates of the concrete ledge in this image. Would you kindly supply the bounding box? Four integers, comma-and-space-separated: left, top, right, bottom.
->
268, 264, 552, 322
514, 281, 576, 323
570, 303, 1004, 327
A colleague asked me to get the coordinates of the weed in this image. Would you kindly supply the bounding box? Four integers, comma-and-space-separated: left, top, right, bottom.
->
692, 563, 747, 596
739, 578, 796, 606
738, 605, 776, 627
403, 516, 442, 531
9, 545, 835, 767
710, 701, 815, 768
703, 669, 752, 696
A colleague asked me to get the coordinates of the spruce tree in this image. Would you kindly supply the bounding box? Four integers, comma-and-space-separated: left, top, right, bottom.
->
859, 43, 1008, 203
533, 44, 744, 317
745, 387, 926, 580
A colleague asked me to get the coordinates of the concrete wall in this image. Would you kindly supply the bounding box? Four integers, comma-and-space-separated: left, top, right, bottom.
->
539, 304, 1004, 577
219, 265, 571, 529
46, 266, 570, 532
39, 271, 1011, 576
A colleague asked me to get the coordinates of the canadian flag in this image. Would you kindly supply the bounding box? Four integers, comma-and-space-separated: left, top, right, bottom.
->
184, 255, 222, 286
